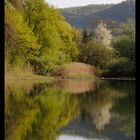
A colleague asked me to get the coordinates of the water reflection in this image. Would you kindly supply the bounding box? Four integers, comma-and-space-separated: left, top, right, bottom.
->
5, 80, 135, 140
56, 79, 97, 94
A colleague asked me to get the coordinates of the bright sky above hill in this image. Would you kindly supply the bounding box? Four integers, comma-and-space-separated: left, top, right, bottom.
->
45, 0, 126, 8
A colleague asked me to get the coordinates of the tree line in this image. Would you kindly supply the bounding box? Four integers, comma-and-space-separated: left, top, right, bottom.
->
5, 0, 79, 76
78, 19, 135, 77
5, 0, 135, 77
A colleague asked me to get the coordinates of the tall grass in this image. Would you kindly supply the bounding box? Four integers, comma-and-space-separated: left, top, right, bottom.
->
5, 63, 53, 81
5, 63, 34, 80
64, 62, 98, 79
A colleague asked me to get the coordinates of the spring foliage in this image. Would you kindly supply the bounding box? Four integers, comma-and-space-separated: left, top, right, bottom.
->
5, 0, 135, 77
94, 22, 113, 47
5, 0, 79, 75
78, 20, 135, 77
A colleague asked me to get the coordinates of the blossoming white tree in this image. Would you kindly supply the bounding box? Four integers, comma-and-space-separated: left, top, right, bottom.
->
94, 22, 113, 48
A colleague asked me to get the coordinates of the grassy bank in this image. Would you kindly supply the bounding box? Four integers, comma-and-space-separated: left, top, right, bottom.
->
5, 62, 99, 81
61, 62, 98, 79
5, 65, 54, 82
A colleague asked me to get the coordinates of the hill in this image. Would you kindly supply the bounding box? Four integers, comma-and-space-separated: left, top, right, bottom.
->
61, 0, 135, 29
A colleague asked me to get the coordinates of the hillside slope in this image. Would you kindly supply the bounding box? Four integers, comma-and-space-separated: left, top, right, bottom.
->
61, 0, 135, 28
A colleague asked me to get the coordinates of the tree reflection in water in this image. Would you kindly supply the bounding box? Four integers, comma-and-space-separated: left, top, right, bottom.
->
5, 80, 135, 140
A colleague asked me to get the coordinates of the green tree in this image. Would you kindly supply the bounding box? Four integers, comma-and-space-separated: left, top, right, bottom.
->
5, 2, 40, 69
22, 0, 78, 74
79, 40, 113, 69
109, 19, 135, 77
5, 0, 80, 75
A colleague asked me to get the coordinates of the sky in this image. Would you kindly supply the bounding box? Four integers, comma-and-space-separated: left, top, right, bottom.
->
45, 0, 126, 8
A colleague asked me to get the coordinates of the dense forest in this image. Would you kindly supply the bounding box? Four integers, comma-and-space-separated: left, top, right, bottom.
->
61, 0, 135, 28
5, 0, 135, 78
5, 0, 79, 77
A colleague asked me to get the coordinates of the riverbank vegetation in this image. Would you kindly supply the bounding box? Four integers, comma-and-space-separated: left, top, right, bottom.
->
5, 0, 135, 79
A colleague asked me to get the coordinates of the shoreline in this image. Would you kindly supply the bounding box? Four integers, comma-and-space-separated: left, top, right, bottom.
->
5, 75, 54, 81
5, 76, 135, 81
100, 77, 135, 80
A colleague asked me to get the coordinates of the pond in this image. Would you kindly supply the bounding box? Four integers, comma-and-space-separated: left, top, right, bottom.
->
5, 79, 135, 140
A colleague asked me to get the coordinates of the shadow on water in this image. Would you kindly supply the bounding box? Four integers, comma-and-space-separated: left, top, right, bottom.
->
5, 79, 135, 140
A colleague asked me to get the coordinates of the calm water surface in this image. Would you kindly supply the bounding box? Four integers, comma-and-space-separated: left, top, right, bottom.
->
5, 79, 135, 140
